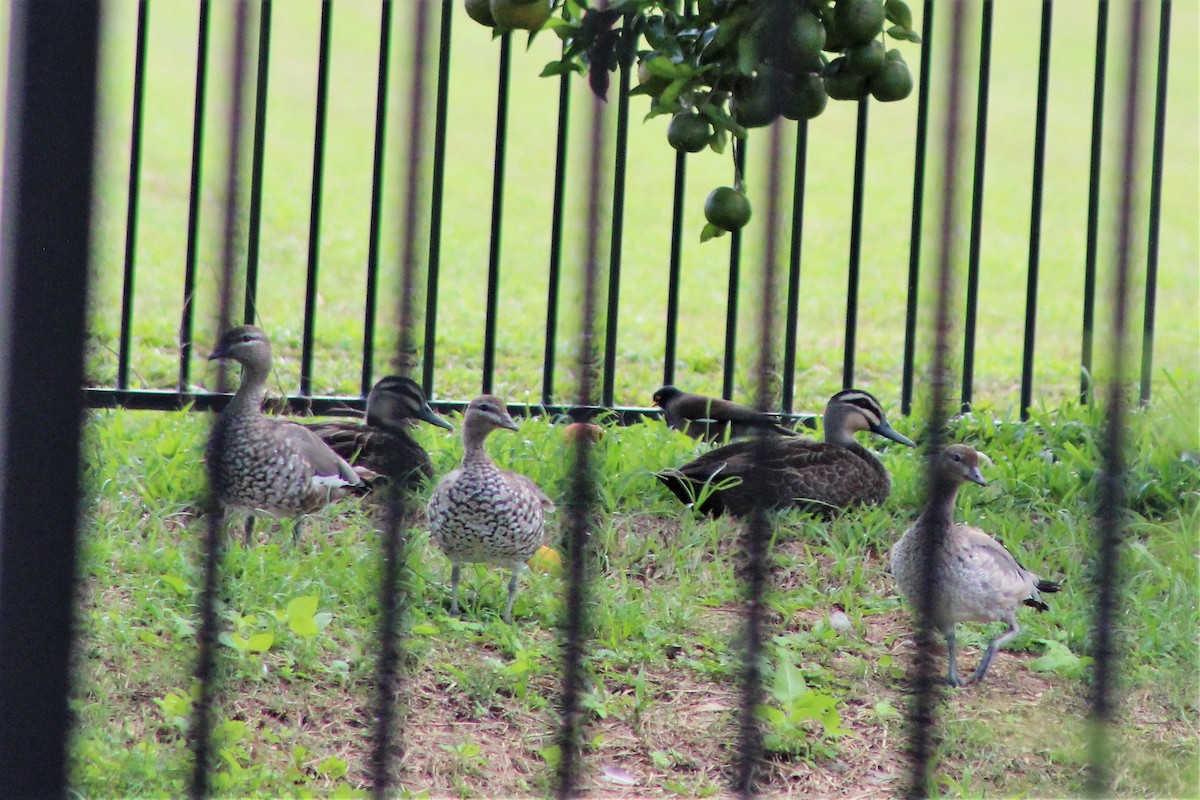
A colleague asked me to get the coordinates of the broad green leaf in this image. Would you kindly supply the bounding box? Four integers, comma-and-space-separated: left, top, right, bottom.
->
700, 222, 726, 243
245, 632, 274, 652
287, 595, 321, 637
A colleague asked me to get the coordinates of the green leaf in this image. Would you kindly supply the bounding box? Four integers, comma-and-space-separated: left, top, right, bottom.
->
539, 744, 561, 768
700, 222, 726, 242
245, 632, 274, 653
1029, 639, 1093, 678
658, 76, 690, 108
885, 0, 914, 30
160, 573, 189, 596
287, 595, 321, 637
772, 658, 807, 703
540, 60, 580, 78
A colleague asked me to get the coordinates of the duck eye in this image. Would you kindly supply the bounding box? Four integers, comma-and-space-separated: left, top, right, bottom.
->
240, 334, 252, 343
951, 453, 962, 462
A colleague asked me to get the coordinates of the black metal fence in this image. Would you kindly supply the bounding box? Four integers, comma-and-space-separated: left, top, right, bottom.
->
0, 0, 1184, 797
76, 0, 1185, 422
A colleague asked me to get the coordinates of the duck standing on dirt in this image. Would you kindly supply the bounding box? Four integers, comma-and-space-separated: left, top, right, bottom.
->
427, 396, 553, 623
890, 444, 1061, 686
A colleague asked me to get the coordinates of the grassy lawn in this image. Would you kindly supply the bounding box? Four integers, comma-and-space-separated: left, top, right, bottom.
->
63, 1, 1198, 797
71, 384, 1197, 796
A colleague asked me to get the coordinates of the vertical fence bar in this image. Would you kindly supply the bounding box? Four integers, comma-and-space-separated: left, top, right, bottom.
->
371, 1, 431, 794
361, 0, 395, 396
299, 0, 334, 398
842, 98, 869, 390
901, 0, 935, 416
117, 0, 149, 390
662, 150, 686, 389
422, 0, 454, 395
555, 15, 608, 795
1019, 0, 1053, 420
602, 39, 632, 409
0, 2, 101, 794
482, 33, 511, 395
722, 140, 746, 399
243, 0, 272, 324
1087, 3, 1144, 794
736, 9, 789, 795
960, 0, 994, 412
542, 62, 572, 405
1139, 0, 1171, 405
907, 1, 970, 795
193, 4, 251, 796
781, 120, 809, 414
179, 1, 211, 392
1080, 0, 1109, 404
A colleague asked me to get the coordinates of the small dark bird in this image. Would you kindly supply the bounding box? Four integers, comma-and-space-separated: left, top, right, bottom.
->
306, 375, 452, 490
206, 325, 362, 542
427, 396, 554, 623
652, 385, 811, 442
890, 444, 1062, 686
656, 388, 915, 517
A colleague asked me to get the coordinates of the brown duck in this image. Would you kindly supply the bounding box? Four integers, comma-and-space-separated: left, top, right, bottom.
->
652, 385, 813, 442
427, 396, 553, 623
656, 389, 915, 517
890, 444, 1061, 686
206, 325, 362, 542
306, 375, 452, 490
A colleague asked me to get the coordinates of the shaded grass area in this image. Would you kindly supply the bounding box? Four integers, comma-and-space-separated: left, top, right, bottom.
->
69, 382, 1198, 797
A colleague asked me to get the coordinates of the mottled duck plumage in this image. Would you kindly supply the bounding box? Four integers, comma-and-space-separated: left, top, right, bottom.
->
206, 325, 362, 542
427, 395, 553, 623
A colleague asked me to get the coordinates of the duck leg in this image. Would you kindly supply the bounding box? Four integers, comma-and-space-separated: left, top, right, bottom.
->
502, 568, 520, 625
943, 627, 962, 687
967, 620, 1020, 686
243, 515, 255, 545
449, 563, 462, 617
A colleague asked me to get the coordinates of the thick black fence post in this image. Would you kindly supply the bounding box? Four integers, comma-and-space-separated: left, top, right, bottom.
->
1086, 3, 1146, 794
0, 1, 101, 795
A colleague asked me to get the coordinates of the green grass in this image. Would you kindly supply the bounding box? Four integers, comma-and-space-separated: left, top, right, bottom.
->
83, 1, 1199, 417
69, 376, 1199, 797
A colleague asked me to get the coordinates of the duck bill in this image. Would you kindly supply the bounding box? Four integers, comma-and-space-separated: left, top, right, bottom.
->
420, 403, 454, 431
876, 421, 916, 448
966, 467, 987, 486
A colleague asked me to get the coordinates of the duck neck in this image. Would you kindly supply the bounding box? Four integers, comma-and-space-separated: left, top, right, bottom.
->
461, 422, 495, 465
227, 362, 268, 415
918, 478, 961, 527
822, 404, 860, 448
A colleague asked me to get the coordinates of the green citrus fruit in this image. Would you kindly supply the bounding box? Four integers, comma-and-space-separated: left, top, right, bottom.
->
868, 57, 913, 101
732, 71, 784, 128
464, 0, 496, 27
823, 56, 868, 101
705, 187, 752, 232
793, 12, 827, 56
834, 0, 886, 45
489, 0, 551, 31
846, 40, 886, 77
667, 113, 712, 153
781, 73, 828, 120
